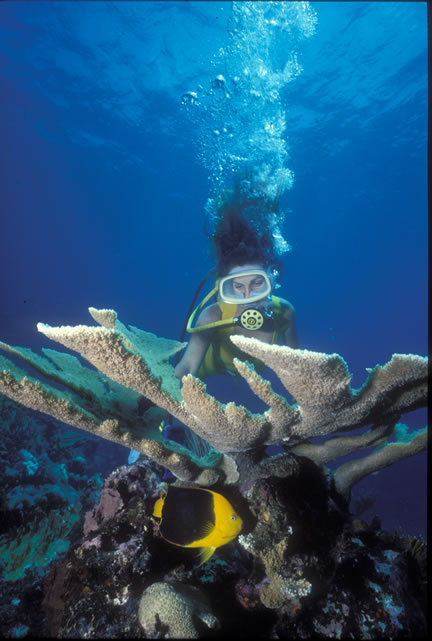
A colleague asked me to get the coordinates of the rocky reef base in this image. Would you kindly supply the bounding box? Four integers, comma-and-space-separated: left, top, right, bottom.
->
33, 454, 427, 639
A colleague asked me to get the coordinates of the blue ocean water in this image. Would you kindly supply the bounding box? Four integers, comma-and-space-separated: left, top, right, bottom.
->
0, 0, 427, 541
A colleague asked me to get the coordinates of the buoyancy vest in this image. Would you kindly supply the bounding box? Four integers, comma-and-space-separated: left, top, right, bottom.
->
197, 295, 291, 379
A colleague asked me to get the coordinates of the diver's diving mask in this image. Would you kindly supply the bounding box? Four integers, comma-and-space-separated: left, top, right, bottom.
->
186, 268, 273, 334
218, 269, 272, 305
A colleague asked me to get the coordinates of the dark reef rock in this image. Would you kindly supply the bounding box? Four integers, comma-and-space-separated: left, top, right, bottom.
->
1, 392, 426, 639
37, 453, 427, 639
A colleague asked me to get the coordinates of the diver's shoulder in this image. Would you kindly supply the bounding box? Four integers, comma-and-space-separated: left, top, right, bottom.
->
196, 302, 222, 325
274, 296, 296, 317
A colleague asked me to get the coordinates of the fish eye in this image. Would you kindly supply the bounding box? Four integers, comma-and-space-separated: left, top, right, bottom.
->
231, 515, 236, 521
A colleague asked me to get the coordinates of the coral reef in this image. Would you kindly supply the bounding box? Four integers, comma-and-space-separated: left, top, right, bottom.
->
0, 393, 125, 638
0, 307, 427, 499
0, 309, 226, 485
0, 395, 105, 584
0, 504, 81, 582
37, 459, 427, 638
138, 582, 219, 638
0, 307, 427, 636
41, 461, 163, 638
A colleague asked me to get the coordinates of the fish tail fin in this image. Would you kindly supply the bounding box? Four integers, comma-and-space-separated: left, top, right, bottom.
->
196, 546, 216, 566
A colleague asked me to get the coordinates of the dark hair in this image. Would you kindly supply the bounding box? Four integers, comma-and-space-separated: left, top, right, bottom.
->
210, 186, 278, 276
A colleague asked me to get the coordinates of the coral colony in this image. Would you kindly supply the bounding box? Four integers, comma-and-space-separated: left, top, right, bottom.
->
0, 307, 427, 638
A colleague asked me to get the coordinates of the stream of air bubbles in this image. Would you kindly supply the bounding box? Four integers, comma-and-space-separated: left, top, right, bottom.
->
182, 1, 317, 255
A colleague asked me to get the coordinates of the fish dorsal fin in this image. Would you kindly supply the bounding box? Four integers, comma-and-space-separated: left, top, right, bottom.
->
196, 546, 216, 566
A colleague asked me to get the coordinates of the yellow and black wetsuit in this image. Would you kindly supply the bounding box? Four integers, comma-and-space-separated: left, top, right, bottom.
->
197, 295, 290, 379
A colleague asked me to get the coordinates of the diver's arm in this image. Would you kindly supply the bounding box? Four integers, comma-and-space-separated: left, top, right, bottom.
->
278, 298, 299, 348
174, 332, 211, 379
174, 304, 220, 380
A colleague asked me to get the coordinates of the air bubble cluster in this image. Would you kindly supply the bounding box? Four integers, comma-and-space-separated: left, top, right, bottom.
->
182, 0, 317, 256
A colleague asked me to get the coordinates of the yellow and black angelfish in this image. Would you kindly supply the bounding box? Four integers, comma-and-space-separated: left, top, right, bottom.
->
153, 485, 243, 566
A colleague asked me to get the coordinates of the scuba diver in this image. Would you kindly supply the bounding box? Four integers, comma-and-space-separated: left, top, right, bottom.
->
134, 178, 298, 468
175, 182, 298, 381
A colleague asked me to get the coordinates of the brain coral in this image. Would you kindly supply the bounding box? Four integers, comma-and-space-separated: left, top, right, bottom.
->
138, 581, 219, 638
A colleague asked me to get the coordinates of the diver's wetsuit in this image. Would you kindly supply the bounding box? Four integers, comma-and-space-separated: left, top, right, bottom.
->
197, 295, 291, 379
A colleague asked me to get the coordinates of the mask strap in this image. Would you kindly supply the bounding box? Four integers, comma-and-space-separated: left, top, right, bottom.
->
186, 285, 219, 333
